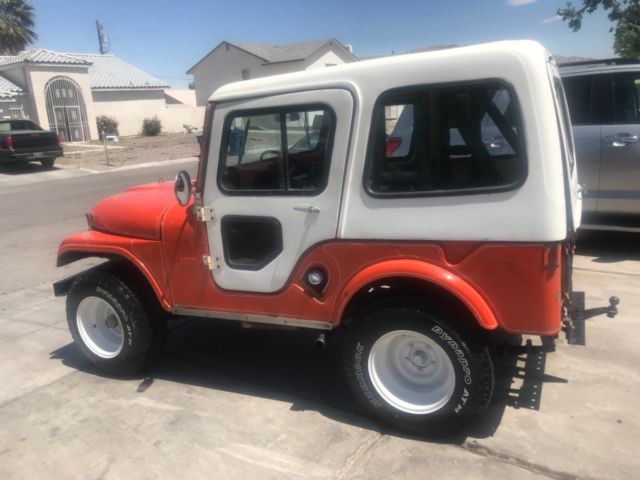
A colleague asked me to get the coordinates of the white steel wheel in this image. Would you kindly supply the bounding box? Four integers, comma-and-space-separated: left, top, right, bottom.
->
368, 329, 456, 415
76, 296, 124, 359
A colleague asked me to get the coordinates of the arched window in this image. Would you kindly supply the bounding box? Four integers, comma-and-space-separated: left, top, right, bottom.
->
45, 76, 90, 142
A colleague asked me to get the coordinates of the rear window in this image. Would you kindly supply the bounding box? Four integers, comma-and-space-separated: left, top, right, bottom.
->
365, 81, 526, 196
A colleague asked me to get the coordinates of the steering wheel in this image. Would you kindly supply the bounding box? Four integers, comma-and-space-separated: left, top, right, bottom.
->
259, 149, 281, 161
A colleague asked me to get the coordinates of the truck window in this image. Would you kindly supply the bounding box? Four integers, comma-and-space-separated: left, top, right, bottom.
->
613, 72, 640, 124
219, 106, 334, 194
365, 82, 525, 196
562, 75, 593, 125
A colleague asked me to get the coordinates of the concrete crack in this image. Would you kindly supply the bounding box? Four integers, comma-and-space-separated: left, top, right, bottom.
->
333, 433, 384, 480
461, 441, 595, 480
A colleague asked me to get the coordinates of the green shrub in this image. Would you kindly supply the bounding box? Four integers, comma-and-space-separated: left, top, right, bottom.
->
142, 116, 162, 136
96, 115, 119, 138
183, 123, 196, 134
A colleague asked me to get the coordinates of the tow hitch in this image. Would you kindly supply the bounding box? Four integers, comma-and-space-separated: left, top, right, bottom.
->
563, 292, 619, 345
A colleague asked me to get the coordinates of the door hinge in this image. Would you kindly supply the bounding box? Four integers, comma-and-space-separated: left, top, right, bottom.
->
202, 255, 221, 271
196, 206, 215, 223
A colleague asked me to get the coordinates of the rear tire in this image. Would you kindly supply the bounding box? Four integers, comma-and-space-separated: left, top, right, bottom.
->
40, 158, 55, 169
66, 270, 166, 375
343, 298, 494, 434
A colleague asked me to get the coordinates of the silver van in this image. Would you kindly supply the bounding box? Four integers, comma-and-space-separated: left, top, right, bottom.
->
560, 59, 640, 218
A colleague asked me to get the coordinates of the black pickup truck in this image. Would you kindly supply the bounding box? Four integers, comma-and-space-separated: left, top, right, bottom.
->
0, 119, 63, 169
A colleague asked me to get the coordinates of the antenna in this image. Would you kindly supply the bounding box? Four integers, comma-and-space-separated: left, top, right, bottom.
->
96, 20, 111, 54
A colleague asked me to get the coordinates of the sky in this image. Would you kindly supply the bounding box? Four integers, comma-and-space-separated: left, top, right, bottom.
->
28, 0, 615, 89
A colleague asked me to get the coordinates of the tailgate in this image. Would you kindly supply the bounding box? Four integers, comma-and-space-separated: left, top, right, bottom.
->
11, 131, 60, 150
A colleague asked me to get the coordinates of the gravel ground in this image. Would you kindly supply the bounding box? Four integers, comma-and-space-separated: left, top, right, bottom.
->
58, 133, 200, 171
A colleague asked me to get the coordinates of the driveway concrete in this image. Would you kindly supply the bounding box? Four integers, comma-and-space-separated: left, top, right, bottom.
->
0, 166, 638, 479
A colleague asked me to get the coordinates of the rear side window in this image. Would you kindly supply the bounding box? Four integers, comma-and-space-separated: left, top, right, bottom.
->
613, 72, 640, 124
365, 82, 525, 196
219, 106, 334, 195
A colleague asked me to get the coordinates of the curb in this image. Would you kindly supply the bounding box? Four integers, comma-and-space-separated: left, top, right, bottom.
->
59, 156, 198, 174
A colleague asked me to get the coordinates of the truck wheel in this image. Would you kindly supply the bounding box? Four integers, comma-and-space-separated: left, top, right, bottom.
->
343, 299, 494, 434
66, 270, 165, 375
40, 158, 55, 169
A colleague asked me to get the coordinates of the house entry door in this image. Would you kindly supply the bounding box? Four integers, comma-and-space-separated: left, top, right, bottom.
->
45, 76, 90, 142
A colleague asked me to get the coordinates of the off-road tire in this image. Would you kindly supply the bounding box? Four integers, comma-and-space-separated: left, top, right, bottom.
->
66, 270, 166, 375
343, 298, 494, 435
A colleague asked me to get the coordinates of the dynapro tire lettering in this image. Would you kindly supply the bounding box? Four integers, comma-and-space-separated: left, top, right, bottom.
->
354, 343, 382, 408
431, 326, 472, 385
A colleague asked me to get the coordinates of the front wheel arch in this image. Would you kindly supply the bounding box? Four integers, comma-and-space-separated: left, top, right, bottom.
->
56, 251, 170, 313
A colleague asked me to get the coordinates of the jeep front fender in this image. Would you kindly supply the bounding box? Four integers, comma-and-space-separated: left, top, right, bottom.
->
57, 230, 171, 311
334, 259, 499, 330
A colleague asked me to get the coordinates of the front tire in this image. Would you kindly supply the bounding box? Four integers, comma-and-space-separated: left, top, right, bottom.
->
66, 270, 165, 375
343, 299, 494, 434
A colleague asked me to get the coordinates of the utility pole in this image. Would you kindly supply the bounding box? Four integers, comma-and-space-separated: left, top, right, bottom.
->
96, 21, 110, 54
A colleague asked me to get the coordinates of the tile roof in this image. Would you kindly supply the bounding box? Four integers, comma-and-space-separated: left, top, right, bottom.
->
0, 74, 23, 98
234, 39, 336, 63
69, 53, 168, 89
0, 49, 90, 67
0, 49, 168, 90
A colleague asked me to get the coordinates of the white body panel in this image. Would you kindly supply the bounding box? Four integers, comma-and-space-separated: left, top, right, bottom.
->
205, 41, 577, 292
211, 41, 574, 243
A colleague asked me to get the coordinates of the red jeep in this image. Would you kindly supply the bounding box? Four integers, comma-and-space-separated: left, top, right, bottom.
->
55, 41, 617, 434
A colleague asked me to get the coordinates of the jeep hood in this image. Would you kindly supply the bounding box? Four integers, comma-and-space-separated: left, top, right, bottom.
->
89, 182, 175, 240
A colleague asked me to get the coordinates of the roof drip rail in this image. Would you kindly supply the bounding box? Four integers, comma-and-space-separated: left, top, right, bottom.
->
559, 58, 640, 68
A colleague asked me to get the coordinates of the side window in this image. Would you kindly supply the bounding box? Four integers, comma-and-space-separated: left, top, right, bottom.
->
219, 107, 334, 194
613, 72, 640, 124
562, 75, 593, 125
365, 82, 525, 195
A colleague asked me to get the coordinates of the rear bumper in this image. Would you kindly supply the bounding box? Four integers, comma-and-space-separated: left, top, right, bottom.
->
0, 149, 63, 164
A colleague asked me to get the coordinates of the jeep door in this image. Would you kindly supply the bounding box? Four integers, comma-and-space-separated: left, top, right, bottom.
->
202, 89, 353, 293
599, 71, 640, 214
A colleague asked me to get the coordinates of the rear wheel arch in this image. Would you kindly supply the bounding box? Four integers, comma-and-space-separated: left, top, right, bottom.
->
336, 260, 500, 335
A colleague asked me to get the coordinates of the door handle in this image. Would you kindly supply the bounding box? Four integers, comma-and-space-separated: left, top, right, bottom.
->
605, 134, 638, 147
293, 204, 320, 213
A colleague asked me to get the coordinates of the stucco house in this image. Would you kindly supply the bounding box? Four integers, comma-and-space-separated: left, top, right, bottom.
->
0, 49, 203, 140
187, 38, 357, 106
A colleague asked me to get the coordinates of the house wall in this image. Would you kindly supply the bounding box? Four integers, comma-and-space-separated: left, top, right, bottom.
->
26, 65, 99, 140
191, 44, 266, 106
304, 45, 354, 69
190, 42, 356, 106
92, 89, 205, 136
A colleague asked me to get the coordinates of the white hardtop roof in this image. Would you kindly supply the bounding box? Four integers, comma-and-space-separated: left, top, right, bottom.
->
209, 40, 550, 103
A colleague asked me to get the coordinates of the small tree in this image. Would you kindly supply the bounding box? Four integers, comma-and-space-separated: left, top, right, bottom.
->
142, 116, 162, 136
96, 115, 119, 138
558, 0, 640, 58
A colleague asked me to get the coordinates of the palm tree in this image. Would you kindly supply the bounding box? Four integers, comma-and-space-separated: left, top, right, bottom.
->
0, 0, 37, 55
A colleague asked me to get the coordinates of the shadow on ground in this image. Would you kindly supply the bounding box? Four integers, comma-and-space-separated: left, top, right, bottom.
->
577, 229, 640, 263
50, 318, 564, 444
0, 162, 60, 175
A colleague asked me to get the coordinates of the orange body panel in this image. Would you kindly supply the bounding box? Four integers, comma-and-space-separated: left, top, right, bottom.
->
160, 203, 563, 335
59, 200, 564, 336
